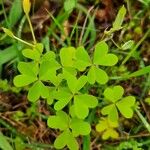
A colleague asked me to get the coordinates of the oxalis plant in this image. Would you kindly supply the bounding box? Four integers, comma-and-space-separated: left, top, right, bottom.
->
3, 0, 150, 149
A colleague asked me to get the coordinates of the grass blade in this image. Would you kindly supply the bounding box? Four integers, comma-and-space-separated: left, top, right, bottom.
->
0, 132, 13, 150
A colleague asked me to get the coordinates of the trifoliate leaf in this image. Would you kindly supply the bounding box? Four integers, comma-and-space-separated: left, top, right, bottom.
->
104, 86, 124, 103
47, 111, 69, 130
74, 94, 98, 119
116, 96, 135, 118
74, 46, 91, 71
60, 47, 76, 67
13, 75, 37, 87
27, 81, 49, 102
93, 41, 118, 66
96, 118, 119, 140
65, 71, 87, 93
70, 118, 91, 137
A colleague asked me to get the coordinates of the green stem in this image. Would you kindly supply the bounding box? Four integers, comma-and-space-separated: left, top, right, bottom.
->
26, 15, 36, 44
1, 0, 10, 28
0, 117, 26, 140
121, 29, 150, 65
135, 108, 150, 133
14, 36, 34, 47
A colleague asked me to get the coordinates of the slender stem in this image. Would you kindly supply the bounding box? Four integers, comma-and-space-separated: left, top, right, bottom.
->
1, 0, 10, 28
26, 15, 36, 44
14, 36, 34, 47
135, 108, 150, 133
121, 29, 150, 65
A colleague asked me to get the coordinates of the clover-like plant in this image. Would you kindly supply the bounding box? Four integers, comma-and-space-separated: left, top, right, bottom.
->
101, 85, 136, 121
2, 1, 141, 149
53, 71, 98, 119
96, 117, 119, 140
74, 41, 118, 84
47, 111, 91, 150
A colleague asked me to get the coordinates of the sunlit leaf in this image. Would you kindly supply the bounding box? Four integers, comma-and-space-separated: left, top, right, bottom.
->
70, 118, 91, 137
60, 47, 76, 67
47, 111, 69, 130
74, 94, 98, 119
94, 41, 118, 66
116, 96, 135, 118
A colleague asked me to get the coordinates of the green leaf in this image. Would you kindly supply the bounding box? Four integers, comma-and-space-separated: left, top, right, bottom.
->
87, 66, 108, 84
54, 88, 73, 110
0, 45, 17, 66
101, 104, 118, 121
121, 40, 134, 50
102, 128, 119, 140
65, 71, 87, 93
93, 41, 118, 66
13, 75, 37, 87
94, 67, 109, 84
17, 62, 38, 77
49, 74, 63, 87
8, 0, 22, 28
27, 81, 49, 102
128, 66, 150, 78
116, 96, 135, 118
39, 61, 60, 81
41, 51, 56, 62
22, 49, 41, 60
60, 47, 76, 67
96, 118, 119, 140
87, 66, 96, 84
74, 94, 98, 119
54, 129, 78, 150
34, 43, 44, 54
54, 130, 68, 149
46, 87, 56, 105
93, 41, 108, 64
112, 5, 126, 30
104, 86, 124, 103
70, 118, 91, 137
64, 0, 77, 12
67, 130, 79, 150
74, 46, 91, 71
47, 111, 69, 130
0, 132, 13, 150
96, 120, 107, 132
